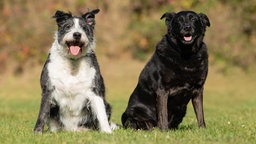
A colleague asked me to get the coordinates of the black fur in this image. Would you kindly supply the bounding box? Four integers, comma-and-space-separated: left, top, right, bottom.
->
122, 11, 210, 130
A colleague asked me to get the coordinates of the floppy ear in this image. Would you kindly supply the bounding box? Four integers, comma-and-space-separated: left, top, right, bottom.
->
160, 12, 176, 26
82, 8, 100, 26
160, 12, 175, 21
198, 13, 210, 27
52, 10, 72, 26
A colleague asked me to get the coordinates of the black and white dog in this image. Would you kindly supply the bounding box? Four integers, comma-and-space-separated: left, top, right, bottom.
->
34, 9, 115, 133
122, 11, 210, 130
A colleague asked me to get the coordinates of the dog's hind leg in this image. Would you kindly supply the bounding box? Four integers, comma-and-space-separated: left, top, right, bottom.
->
122, 104, 156, 130
168, 106, 187, 129
48, 105, 61, 132
48, 119, 61, 132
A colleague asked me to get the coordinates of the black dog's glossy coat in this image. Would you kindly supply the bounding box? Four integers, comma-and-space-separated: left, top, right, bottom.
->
122, 11, 210, 130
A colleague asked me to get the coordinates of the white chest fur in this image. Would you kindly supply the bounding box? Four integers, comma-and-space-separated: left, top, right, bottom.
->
47, 52, 96, 131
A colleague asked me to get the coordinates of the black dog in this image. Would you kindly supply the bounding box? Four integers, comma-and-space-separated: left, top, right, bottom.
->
122, 11, 210, 130
34, 9, 116, 133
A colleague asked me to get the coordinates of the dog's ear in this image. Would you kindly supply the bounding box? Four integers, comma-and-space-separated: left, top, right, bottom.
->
82, 9, 100, 26
160, 12, 176, 26
198, 13, 210, 27
90, 9, 100, 15
52, 10, 72, 26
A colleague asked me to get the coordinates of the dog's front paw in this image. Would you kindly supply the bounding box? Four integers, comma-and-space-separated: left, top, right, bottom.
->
33, 127, 43, 134
110, 122, 119, 130
100, 127, 112, 134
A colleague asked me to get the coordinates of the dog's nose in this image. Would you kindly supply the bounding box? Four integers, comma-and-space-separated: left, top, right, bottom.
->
184, 25, 192, 31
73, 32, 81, 40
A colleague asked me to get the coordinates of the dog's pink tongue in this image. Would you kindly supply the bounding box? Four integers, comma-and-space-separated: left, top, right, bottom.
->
184, 36, 192, 41
70, 46, 81, 56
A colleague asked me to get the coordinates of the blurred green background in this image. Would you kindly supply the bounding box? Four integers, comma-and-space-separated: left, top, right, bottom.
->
0, 0, 255, 76
0, 1, 256, 143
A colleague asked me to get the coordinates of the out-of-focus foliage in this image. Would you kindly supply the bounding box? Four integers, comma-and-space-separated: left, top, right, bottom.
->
209, 0, 256, 72
127, 0, 256, 72
127, 0, 204, 60
0, 0, 255, 75
0, 0, 97, 74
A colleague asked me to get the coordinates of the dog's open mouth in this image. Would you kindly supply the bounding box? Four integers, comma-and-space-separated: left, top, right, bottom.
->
66, 41, 84, 56
183, 34, 192, 42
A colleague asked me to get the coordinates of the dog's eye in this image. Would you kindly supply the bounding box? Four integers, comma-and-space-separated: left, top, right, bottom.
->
80, 22, 86, 27
189, 15, 197, 22
191, 17, 196, 22
64, 24, 72, 29
178, 17, 184, 22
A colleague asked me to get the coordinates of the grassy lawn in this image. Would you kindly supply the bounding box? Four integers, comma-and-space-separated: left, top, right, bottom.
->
1, 59, 256, 144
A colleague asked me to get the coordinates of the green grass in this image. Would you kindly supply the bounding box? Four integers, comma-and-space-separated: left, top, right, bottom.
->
1, 67, 256, 144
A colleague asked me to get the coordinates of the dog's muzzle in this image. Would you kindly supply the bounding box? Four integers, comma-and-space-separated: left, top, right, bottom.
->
181, 25, 195, 44
183, 25, 192, 41
66, 40, 85, 56
65, 32, 85, 56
